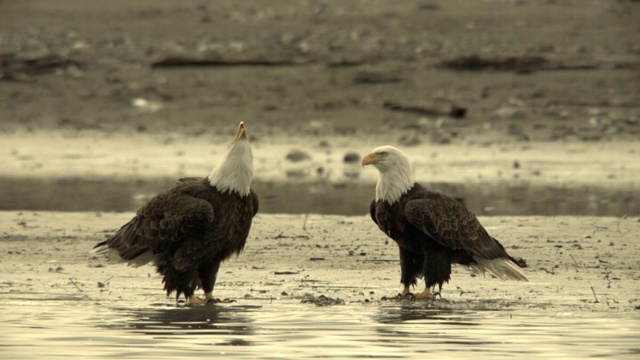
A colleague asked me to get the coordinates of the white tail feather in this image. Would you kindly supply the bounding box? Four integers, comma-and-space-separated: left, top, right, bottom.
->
90, 246, 155, 268
90, 245, 113, 256
470, 257, 528, 281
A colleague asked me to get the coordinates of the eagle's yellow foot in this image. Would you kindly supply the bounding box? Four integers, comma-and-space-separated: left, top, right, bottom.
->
413, 287, 435, 300
187, 295, 207, 305
381, 287, 435, 301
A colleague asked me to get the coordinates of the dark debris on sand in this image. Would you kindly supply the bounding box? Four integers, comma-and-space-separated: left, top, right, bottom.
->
301, 294, 345, 306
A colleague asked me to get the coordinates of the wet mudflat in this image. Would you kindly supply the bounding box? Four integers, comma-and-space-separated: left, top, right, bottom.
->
1, 212, 639, 359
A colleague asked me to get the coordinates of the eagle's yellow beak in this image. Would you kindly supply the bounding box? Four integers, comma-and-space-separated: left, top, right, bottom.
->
361, 153, 381, 167
234, 122, 248, 143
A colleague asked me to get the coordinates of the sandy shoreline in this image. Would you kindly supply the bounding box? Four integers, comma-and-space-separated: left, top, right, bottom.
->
1, 211, 638, 312
3, 131, 639, 187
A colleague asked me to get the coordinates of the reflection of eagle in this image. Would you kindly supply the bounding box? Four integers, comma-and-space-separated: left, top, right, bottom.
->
92, 122, 259, 305
362, 146, 527, 299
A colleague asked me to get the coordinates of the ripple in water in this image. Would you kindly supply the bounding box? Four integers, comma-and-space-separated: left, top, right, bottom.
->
1, 300, 638, 359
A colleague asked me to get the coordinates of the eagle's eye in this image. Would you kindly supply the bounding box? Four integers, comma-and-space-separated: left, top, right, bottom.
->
379, 151, 388, 157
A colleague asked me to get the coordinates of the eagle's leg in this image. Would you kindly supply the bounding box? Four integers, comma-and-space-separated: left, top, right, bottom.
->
165, 266, 203, 305
199, 260, 221, 304
184, 283, 207, 305
184, 286, 207, 305
392, 248, 423, 300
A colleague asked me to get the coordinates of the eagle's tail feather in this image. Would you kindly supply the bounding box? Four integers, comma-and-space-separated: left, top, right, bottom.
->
470, 257, 528, 281
90, 243, 155, 268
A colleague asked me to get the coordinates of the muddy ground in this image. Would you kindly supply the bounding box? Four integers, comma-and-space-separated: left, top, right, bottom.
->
1, 211, 639, 312
1, 0, 638, 144
0, 0, 639, 304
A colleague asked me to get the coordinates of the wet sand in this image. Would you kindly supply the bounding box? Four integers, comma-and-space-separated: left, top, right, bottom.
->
2, 211, 639, 310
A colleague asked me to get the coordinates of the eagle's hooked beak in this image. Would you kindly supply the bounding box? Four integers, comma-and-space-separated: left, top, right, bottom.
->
233, 122, 248, 143
361, 153, 381, 167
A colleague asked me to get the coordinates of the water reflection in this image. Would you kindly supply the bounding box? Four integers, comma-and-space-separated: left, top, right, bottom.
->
103, 304, 259, 339
0, 177, 637, 216
375, 303, 474, 325
2, 300, 639, 359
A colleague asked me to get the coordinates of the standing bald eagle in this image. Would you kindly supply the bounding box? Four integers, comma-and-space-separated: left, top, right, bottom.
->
92, 122, 258, 305
362, 145, 527, 299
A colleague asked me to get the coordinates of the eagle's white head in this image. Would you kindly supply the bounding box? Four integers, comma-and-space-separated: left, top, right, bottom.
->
362, 145, 415, 204
208, 122, 253, 197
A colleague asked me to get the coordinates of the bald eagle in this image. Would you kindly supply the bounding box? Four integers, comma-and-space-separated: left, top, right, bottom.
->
92, 122, 259, 305
362, 146, 527, 299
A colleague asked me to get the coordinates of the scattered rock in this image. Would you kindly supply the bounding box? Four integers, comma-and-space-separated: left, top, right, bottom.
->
285, 149, 312, 162
151, 55, 305, 68
384, 101, 467, 119
301, 294, 345, 306
398, 134, 422, 147
334, 126, 356, 135
0, 53, 82, 82
418, 2, 440, 11
440, 55, 549, 73
274, 271, 300, 275
285, 169, 309, 179
495, 106, 526, 119
343, 152, 360, 164
513, 257, 528, 268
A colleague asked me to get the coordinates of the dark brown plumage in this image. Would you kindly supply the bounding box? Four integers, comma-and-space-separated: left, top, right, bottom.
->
363, 146, 527, 299
93, 122, 258, 305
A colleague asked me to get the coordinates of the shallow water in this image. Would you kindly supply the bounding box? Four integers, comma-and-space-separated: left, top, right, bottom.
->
1, 300, 638, 359
1, 177, 637, 216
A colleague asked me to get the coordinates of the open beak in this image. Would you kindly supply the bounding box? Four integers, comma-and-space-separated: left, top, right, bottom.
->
233, 122, 248, 143
361, 153, 380, 167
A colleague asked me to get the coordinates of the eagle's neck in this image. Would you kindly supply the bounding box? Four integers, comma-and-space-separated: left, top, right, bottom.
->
207, 141, 253, 197
375, 164, 415, 204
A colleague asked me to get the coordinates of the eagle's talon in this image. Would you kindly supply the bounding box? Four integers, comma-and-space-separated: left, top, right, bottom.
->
380, 294, 404, 301
403, 292, 416, 300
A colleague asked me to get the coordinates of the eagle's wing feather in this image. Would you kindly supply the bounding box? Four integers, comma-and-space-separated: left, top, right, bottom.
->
251, 189, 260, 217
369, 199, 378, 226
104, 187, 214, 260
404, 196, 507, 260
